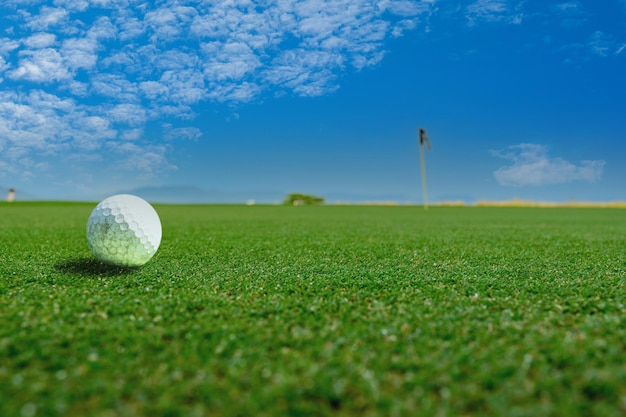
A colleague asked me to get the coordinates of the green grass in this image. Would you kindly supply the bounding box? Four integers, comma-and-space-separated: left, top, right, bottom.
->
1, 202, 625, 416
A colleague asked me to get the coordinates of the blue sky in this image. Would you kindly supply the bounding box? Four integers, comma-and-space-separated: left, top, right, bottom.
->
1, 0, 624, 203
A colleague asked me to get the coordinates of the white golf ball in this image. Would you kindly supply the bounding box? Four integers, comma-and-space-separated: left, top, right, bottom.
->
86, 194, 162, 267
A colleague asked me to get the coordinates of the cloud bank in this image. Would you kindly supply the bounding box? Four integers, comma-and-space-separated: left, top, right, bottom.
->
0, 0, 437, 182
492, 144, 605, 187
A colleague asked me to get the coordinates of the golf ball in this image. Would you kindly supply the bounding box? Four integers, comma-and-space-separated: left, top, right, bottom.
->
86, 194, 162, 267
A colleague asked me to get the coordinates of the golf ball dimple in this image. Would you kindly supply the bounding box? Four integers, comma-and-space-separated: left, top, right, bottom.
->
86, 194, 162, 267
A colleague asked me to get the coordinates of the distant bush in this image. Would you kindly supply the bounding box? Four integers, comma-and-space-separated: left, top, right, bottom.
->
283, 193, 325, 206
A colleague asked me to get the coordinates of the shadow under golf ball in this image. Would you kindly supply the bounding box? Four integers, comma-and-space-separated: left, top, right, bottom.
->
55, 257, 141, 277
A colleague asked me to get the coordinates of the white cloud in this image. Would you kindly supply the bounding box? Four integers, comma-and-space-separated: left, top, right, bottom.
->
61, 37, 100, 70
24, 32, 57, 48
466, 0, 524, 26
0, 90, 115, 152
139, 81, 169, 99
492, 144, 605, 187
554, 1, 582, 13
560, 31, 624, 60
202, 42, 261, 81
107, 141, 176, 175
51, 0, 89, 13
91, 73, 140, 102
25, 7, 69, 31
587, 31, 612, 57
144, 5, 198, 42
381, 0, 431, 16
155, 49, 200, 72
0, 57, 9, 77
162, 125, 202, 141
67, 80, 89, 96
206, 81, 262, 102
118, 15, 144, 41
87, 16, 118, 40
0, 39, 20, 55
160, 69, 206, 104
106, 103, 147, 127
263, 48, 345, 96
0, 89, 171, 181
9, 48, 72, 82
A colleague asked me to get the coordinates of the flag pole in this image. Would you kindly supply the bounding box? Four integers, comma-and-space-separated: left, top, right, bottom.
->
419, 138, 428, 210
418, 128, 431, 210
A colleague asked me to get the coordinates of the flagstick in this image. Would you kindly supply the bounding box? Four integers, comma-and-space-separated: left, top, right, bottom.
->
419, 140, 428, 210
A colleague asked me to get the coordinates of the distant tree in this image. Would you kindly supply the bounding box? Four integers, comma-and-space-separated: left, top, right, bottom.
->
283, 193, 325, 206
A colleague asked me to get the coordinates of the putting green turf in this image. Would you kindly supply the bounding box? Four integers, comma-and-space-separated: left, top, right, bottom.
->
1, 202, 625, 416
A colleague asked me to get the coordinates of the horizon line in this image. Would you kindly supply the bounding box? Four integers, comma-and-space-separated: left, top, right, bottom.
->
2, 199, 626, 208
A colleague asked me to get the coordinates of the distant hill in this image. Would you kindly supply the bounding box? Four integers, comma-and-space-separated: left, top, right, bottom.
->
120, 187, 420, 205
